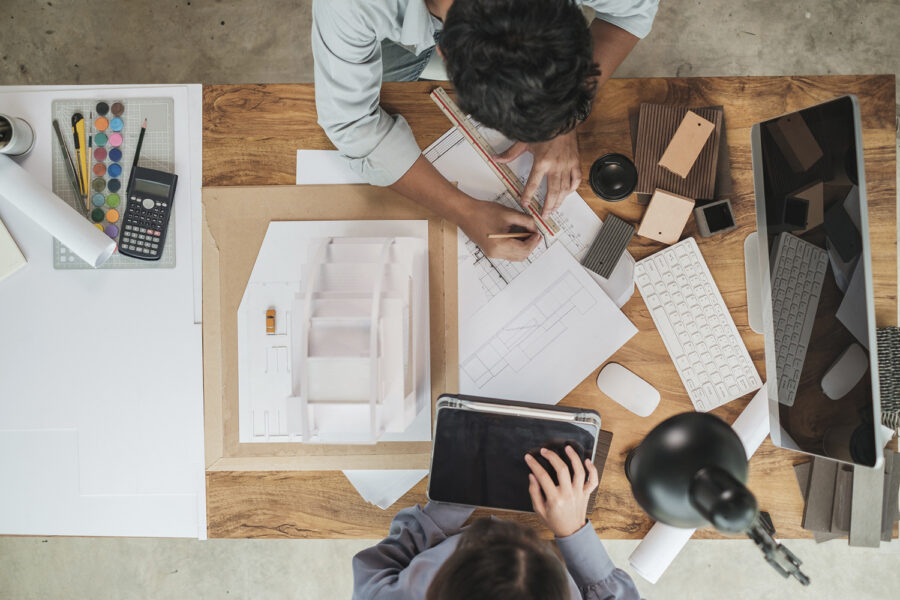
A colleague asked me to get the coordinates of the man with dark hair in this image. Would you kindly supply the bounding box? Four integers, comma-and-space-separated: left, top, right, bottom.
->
351, 446, 641, 599
313, 0, 658, 261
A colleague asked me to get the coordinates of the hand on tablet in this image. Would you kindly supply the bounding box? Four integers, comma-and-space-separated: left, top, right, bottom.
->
524, 445, 599, 538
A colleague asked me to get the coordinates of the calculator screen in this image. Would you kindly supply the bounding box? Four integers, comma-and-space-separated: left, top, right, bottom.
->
134, 177, 171, 198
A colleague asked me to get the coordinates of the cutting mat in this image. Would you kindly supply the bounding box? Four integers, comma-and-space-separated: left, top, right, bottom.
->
50, 96, 176, 269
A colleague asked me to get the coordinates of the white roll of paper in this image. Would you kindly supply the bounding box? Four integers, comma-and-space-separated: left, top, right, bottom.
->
628, 385, 770, 583
0, 154, 115, 267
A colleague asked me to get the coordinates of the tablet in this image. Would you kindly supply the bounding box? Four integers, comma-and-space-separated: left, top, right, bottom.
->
427, 395, 602, 513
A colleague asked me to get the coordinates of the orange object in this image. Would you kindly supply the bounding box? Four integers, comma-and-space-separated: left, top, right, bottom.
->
93, 162, 106, 177
106, 208, 120, 223
94, 117, 109, 132
266, 309, 276, 334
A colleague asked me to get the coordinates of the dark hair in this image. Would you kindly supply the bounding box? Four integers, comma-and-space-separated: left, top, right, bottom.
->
426, 518, 569, 600
441, 0, 600, 143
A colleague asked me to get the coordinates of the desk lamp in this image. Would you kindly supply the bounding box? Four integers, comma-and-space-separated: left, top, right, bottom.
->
626, 412, 810, 585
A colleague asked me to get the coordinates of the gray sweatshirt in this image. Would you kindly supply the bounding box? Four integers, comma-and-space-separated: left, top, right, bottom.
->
352, 502, 642, 599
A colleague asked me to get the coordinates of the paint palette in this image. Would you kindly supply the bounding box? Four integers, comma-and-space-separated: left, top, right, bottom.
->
50, 97, 176, 269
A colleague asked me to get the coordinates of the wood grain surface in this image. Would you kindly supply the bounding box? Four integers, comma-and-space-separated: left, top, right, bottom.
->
203, 76, 896, 539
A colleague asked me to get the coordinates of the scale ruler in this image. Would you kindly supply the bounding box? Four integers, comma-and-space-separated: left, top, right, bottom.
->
429, 87, 560, 238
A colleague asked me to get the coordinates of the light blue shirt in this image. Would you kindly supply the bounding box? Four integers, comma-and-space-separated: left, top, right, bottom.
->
312, 0, 660, 186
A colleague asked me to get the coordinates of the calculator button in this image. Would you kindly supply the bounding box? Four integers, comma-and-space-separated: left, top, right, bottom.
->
142, 198, 155, 210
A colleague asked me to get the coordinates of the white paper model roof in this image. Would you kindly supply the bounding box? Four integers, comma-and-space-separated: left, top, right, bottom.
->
236, 224, 430, 445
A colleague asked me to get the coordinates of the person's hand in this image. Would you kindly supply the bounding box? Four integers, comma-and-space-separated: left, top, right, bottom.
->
459, 199, 542, 261
524, 445, 599, 538
494, 129, 581, 218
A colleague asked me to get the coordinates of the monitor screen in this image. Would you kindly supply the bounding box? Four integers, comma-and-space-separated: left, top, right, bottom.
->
754, 96, 879, 466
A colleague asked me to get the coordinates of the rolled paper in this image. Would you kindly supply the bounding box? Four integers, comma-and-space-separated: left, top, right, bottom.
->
628, 385, 770, 583
0, 155, 115, 267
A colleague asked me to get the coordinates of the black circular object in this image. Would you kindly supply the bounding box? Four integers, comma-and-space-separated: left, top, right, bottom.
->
107, 178, 121, 193
589, 153, 637, 201
625, 412, 757, 532
96, 101, 109, 116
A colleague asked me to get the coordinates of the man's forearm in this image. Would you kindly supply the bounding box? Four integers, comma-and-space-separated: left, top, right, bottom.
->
389, 155, 474, 224
589, 19, 640, 90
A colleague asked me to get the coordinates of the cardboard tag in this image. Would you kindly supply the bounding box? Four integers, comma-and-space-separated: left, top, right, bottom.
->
637, 189, 695, 245
658, 110, 715, 178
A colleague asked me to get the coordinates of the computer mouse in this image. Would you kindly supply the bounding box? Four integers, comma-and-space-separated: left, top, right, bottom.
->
596, 363, 660, 417
821, 343, 869, 400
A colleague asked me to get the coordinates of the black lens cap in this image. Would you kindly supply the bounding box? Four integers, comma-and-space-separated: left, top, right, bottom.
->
589, 153, 638, 201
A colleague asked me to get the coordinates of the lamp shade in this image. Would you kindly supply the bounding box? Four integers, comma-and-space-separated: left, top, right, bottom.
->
625, 412, 758, 532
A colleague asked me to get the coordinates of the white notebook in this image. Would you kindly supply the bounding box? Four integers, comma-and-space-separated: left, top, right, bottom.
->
0, 217, 26, 282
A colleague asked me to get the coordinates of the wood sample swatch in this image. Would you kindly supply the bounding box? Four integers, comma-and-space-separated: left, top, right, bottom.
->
849, 461, 885, 547
768, 113, 823, 173
637, 189, 695, 244
831, 464, 854, 534
802, 457, 838, 531
658, 110, 715, 178
635, 104, 723, 199
794, 462, 842, 542
881, 452, 898, 541
586, 429, 613, 515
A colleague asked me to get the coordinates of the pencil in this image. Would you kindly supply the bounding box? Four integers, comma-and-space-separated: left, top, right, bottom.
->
127, 118, 147, 195
487, 232, 533, 239
52, 119, 88, 216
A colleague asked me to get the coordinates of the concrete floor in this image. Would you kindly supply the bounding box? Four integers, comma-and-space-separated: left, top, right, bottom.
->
1, 0, 899, 598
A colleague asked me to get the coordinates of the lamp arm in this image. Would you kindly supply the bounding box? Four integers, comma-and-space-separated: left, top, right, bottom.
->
746, 515, 811, 586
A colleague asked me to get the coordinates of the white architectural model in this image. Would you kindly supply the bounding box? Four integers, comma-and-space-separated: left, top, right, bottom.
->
237, 222, 430, 445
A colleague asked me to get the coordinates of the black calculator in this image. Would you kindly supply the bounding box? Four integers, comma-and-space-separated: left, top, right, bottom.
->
118, 166, 177, 261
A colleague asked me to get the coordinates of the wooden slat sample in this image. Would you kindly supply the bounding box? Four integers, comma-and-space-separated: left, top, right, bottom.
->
849, 462, 885, 547
634, 104, 722, 199
802, 458, 838, 531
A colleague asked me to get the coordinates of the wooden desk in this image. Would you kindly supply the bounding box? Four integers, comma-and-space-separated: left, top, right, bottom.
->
203, 75, 896, 539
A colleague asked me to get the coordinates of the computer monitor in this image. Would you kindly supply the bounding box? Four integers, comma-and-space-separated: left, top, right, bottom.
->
750, 96, 884, 468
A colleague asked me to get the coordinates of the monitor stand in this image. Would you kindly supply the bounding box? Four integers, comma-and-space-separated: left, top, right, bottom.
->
744, 232, 764, 334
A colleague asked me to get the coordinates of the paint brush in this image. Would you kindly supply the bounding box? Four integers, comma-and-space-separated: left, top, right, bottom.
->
71, 113, 88, 198
52, 119, 88, 216
127, 118, 147, 196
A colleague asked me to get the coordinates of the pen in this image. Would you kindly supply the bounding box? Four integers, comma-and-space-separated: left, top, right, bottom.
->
127, 118, 147, 196
52, 119, 88, 216
487, 232, 533, 239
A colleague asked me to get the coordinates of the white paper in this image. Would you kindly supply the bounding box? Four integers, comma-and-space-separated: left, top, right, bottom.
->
836, 260, 869, 349
459, 243, 637, 404
423, 126, 635, 318
0, 84, 205, 539
296, 149, 365, 185
237, 221, 431, 444
0, 215, 26, 282
0, 154, 115, 267
343, 469, 428, 510
628, 385, 770, 583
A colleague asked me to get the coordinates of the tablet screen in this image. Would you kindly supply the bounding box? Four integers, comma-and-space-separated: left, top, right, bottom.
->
428, 407, 598, 512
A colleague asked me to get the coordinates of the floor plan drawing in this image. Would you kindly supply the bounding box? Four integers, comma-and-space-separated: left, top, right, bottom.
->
461, 270, 597, 389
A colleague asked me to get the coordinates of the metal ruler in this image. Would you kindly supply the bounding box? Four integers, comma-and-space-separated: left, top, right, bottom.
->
429, 87, 560, 238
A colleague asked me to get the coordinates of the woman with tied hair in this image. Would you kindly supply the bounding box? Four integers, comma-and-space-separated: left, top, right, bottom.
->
352, 445, 641, 599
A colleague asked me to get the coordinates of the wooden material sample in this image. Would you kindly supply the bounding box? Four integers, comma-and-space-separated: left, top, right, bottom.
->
832, 464, 854, 534
849, 462, 885, 547
203, 76, 897, 539
768, 113, 824, 172
637, 189, 695, 244
634, 104, 722, 199
802, 457, 838, 531
794, 461, 842, 542
881, 451, 898, 541
658, 110, 716, 178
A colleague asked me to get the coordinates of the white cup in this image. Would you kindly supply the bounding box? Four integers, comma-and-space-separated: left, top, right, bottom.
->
0, 114, 35, 156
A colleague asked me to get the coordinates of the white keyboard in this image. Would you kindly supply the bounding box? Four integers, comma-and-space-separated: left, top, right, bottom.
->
635, 237, 762, 412
770, 233, 827, 407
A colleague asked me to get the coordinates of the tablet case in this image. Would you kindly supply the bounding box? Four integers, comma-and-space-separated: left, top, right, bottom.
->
428, 395, 612, 514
